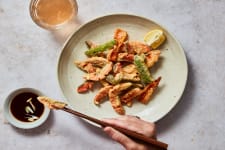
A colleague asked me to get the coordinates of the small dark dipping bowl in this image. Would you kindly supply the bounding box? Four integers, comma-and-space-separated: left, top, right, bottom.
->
4, 88, 50, 129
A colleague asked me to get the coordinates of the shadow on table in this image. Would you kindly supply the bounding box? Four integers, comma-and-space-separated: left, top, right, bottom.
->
11, 111, 55, 136
50, 17, 83, 45
77, 117, 110, 140
156, 53, 195, 135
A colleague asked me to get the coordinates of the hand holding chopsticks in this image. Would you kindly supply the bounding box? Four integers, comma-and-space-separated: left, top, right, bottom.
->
37, 96, 168, 150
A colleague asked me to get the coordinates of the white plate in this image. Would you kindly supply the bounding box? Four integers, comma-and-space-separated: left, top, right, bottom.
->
57, 14, 188, 123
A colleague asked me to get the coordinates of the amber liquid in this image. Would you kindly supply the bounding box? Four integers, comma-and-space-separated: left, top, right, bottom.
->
10, 92, 44, 122
34, 0, 77, 26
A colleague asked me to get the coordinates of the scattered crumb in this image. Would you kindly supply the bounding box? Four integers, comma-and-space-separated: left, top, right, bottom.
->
0, 8, 4, 13
3, 119, 9, 124
196, 40, 200, 44
47, 129, 51, 134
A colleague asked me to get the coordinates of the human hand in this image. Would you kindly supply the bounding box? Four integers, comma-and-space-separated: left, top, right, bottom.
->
102, 115, 157, 150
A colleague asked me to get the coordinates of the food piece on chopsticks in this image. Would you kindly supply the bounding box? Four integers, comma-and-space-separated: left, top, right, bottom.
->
85, 40, 116, 57
134, 54, 154, 84
37, 96, 67, 109
138, 77, 161, 104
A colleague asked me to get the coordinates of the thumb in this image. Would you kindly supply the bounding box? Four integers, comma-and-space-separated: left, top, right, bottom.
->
103, 127, 135, 149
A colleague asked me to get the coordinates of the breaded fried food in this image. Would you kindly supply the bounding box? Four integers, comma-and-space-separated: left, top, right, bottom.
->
138, 77, 161, 104
37, 96, 67, 109
75, 28, 164, 115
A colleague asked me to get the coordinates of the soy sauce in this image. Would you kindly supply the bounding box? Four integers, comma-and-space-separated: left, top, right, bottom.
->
10, 92, 44, 122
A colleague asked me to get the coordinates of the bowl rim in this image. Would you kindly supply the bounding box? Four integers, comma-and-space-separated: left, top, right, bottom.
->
3, 87, 50, 129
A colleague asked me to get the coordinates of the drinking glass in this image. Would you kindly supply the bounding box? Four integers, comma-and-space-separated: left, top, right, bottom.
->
30, 0, 78, 30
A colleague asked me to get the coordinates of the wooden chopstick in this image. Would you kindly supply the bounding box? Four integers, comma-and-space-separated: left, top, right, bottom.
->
62, 107, 168, 150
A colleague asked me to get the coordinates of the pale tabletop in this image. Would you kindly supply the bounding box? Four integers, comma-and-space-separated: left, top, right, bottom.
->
0, 0, 225, 149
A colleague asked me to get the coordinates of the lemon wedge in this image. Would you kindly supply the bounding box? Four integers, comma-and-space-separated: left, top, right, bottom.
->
144, 29, 166, 49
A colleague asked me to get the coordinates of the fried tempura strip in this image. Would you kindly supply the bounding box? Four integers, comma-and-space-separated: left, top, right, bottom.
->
100, 80, 110, 87
77, 81, 94, 93
84, 62, 113, 81
117, 53, 134, 62
108, 93, 125, 115
76, 57, 113, 81
120, 87, 142, 106
108, 29, 128, 61
114, 28, 128, 45
114, 64, 140, 82
75, 62, 97, 73
122, 64, 138, 74
120, 72, 140, 82
138, 77, 161, 104
94, 85, 113, 105
75, 57, 109, 68
127, 41, 151, 54
113, 62, 123, 73
145, 50, 161, 68
109, 82, 132, 115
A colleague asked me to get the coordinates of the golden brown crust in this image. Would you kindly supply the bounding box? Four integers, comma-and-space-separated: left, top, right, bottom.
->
145, 50, 161, 68
37, 96, 67, 109
138, 77, 161, 104
94, 85, 113, 105
121, 87, 142, 104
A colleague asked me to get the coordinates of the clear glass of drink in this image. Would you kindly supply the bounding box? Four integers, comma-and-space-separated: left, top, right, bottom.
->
29, 0, 78, 30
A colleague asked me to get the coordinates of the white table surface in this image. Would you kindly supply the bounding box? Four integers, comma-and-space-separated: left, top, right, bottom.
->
0, 0, 225, 149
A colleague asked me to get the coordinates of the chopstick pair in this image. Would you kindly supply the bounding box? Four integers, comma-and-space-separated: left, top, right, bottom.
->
37, 96, 168, 150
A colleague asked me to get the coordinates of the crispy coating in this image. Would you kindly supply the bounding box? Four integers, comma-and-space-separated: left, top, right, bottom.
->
138, 77, 161, 104
121, 87, 142, 106
37, 96, 67, 109
94, 85, 112, 105
145, 50, 161, 68
77, 81, 94, 93
108, 29, 128, 61
127, 41, 151, 54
